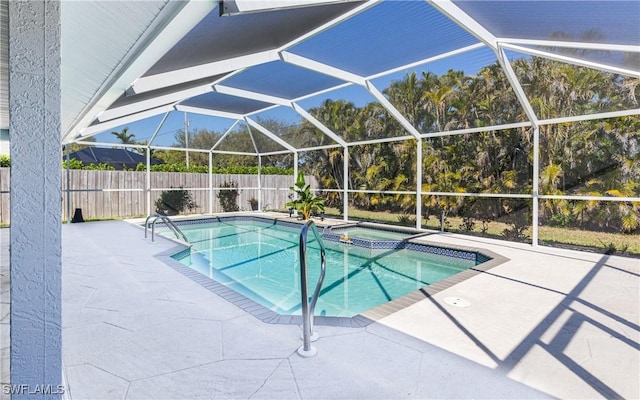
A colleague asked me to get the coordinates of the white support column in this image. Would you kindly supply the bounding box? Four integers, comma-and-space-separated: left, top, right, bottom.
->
184, 111, 190, 168
532, 126, 540, 246
209, 151, 213, 214
416, 139, 423, 230
9, 0, 62, 393
293, 153, 299, 217
146, 147, 151, 215
257, 155, 262, 211
66, 146, 71, 223
343, 146, 349, 222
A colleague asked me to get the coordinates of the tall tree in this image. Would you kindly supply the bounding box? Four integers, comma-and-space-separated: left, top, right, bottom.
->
111, 127, 136, 145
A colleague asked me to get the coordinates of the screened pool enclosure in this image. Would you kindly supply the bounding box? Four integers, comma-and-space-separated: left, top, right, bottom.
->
11, 0, 640, 248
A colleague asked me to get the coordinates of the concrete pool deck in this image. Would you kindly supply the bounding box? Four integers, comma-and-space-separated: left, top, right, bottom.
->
26, 216, 640, 398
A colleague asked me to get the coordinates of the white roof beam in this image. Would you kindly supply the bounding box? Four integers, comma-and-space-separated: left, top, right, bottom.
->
245, 104, 283, 118
495, 48, 539, 127
277, 0, 382, 51
130, 50, 279, 95
538, 109, 640, 127
427, 0, 498, 50
76, 104, 175, 140
245, 123, 260, 154
260, 149, 301, 157
62, 1, 217, 143
365, 80, 422, 139
97, 84, 214, 123
348, 134, 415, 148
147, 111, 172, 147
500, 43, 640, 78
281, 51, 367, 85
244, 117, 297, 153
175, 105, 244, 120
294, 143, 343, 153
210, 120, 241, 151
497, 38, 640, 54
211, 149, 257, 156
292, 103, 347, 147
291, 82, 353, 103
421, 121, 532, 139
366, 43, 486, 81
152, 145, 239, 154
213, 85, 292, 106
422, 121, 533, 139
75, 141, 146, 150
221, 0, 353, 16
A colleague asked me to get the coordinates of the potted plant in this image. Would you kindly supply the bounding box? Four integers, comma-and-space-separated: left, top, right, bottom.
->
286, 172, 325, 220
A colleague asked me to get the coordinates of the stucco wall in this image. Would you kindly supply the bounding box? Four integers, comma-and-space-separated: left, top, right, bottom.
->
9, 1, 62, 395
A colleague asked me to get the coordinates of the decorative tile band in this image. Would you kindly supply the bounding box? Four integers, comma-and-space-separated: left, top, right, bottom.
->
324, 233, 483, 263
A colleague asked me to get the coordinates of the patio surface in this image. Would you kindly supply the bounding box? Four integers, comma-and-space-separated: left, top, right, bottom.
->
59, 216, 639, 399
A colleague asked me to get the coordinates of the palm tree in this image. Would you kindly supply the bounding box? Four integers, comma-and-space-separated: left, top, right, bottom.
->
111, 127, 136, 145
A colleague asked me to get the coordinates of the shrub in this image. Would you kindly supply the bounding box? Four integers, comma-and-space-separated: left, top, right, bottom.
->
600, 240, 629, 255
155, 187, 197, 215
0, 154, 10, 167
397, 213, 415, 227
501, 214, 530, 241
548, 212, 577, 227
217, 181, 240, 212
481, 219, 490, 235
248, 197, 258, 211
459, 216, 476, 232
61, 159, 115, 170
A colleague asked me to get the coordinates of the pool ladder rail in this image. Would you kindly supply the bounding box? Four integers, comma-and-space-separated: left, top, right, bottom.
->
297, 220, 327, 358
144, 214, 189, 243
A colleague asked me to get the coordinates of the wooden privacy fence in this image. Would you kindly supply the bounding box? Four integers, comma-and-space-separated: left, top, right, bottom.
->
0, 168, 318, 224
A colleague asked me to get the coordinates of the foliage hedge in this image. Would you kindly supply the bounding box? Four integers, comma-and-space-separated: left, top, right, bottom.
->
2, 155, 292, 175
133, 162, 293, 175
0, 155, 294, 175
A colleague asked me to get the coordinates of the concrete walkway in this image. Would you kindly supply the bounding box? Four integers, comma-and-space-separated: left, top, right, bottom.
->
60, 220, 639, 399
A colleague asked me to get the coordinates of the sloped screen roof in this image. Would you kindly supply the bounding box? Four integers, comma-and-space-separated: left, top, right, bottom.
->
46, 0, 639, 150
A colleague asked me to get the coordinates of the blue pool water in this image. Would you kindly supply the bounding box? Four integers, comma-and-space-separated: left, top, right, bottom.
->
165, 219, 477, 317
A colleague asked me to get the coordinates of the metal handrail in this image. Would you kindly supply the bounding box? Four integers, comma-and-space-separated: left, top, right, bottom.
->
297, 220, 326, 358
144, 214, 156, 239
145, 214, 188, 243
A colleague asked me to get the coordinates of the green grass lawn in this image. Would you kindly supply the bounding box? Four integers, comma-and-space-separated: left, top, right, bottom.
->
322, 207, 640, 256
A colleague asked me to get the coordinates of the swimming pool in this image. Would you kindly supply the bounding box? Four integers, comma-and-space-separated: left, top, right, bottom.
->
161, 217, 485, 318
